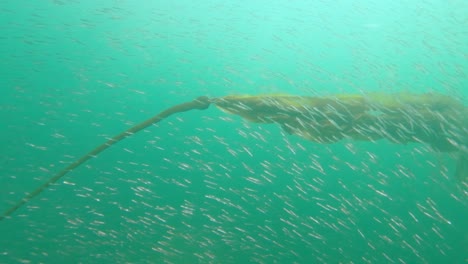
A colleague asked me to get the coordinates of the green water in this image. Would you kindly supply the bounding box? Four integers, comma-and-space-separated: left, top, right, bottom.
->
1, 1, 467, 263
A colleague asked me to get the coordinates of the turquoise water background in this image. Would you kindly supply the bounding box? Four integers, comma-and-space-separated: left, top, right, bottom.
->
1, 1, 467, 263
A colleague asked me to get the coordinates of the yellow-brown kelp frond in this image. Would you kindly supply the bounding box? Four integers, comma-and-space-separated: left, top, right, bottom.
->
215, 93, 466, 183
214, 93, 467, 151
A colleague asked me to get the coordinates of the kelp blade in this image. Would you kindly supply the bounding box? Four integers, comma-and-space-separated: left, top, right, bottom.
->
214, 93, 467, 152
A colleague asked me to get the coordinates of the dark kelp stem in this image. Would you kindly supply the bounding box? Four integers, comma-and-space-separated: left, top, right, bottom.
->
0, 96, 212, 221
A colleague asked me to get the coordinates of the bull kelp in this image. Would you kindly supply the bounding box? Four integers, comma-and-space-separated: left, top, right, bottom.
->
1, 92, 466, 221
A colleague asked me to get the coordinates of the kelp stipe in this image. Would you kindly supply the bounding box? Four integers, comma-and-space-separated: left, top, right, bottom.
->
0, 96, 212, 221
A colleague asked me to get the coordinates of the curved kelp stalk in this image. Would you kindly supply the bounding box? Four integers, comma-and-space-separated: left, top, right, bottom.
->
0, 96, 212, 221
1, 93, 466, 221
